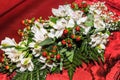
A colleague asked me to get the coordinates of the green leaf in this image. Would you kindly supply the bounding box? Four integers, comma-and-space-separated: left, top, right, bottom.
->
85, 21, 93, 27
50, 17, 58, 23
39, 38, 55, 46
66, 50, 74, 62
85, 14, 94, 27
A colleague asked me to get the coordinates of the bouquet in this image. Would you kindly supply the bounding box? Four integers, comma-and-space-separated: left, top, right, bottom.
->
0, 1, 120, 80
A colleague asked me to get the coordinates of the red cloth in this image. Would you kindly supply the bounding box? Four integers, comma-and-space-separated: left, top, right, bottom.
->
0, 0, 120, 80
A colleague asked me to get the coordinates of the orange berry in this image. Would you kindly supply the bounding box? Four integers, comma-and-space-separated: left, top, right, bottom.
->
76, 36, 81, 41
71, 34, 75, 39
47, 56, 51, 60
26, 26, 30, 30
28, 20, 32, 23
5, 66, 9, 70
52, 50, 56, 53
67, 39, 71, 44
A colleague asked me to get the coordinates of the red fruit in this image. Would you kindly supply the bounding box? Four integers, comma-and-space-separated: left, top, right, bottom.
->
42, 51, 47, 57
67, 39, 71, 44
56, 54, 61, 60
47, 56, 51, 60
68, 44, 72, 48
75, 26, 80, 31
71, 34, 75, 39
22, 20, 25, 25
76, 36, 81, 41
61, 40, 66, 45
82, 2, 87, 8
50, 54, 54, 58
53, 45, 57, 49
52, 50, 56, 53
63, 29, 68, 35
71, 3, 75, 8
5, 66, 9, 70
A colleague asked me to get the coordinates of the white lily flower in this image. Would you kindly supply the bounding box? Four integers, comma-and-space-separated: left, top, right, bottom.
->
80, 25, 91, 35
29, 42, 42, 57
94, 15, 105, 31
1, 37, 17, 47
66, 18, 75, 28
31, 25, 47, 42
19, 58, 34, 72
77, 16, 87, 25
53, 18, 67, 38
89, 32, 109, 48
3, 48, 24, 62
48, 29, 56, 38
39, 56, 56, 70
71, 11, 83, 21
53, 18, 67, 30
52, 5, 67, 17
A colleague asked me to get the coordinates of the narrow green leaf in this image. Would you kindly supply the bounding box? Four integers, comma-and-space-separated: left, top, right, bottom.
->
66, 50, 74, 62
39, 38, 55, 46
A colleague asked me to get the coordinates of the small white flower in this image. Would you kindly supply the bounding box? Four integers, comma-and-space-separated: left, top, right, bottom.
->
3, 48, 24, 62
52, 5, 67, 17
29, 42, 42, 57
94, 15, 105, 31
19, 58, 34, 72
31, 24, 48, 42
67, 18, 75, 28
1, 37, 17, 47
39, 56, 56, 70
89, 32, 109, 48
48, 29, 56, 38
53, 18, 67, 38
77, 16, 87, 25
80, 25, 91, 34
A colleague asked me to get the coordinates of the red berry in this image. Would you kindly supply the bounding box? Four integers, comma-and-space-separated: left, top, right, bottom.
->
50, 54, 54, 58
52, 50, 56, 53
56, 54, 61, 60
76, 36, 81, 41
75, 26, 80, 31
71, 34, 75, 39
68, 44, 72, 48
42, 51, 47, 57
53, 45, 57, 49
61, 40, 66, 45
71, 3, 75, 8
63, 29, 68, 35
22, 20, 25, 25
67, 39, 71, 44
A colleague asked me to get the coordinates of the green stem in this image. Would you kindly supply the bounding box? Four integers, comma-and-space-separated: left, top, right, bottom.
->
31, 72, 33, 80
37, 70, 39, 80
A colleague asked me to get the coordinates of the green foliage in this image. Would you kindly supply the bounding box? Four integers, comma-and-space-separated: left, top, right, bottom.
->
85, 14, 94, 27
39, 38, 55, 46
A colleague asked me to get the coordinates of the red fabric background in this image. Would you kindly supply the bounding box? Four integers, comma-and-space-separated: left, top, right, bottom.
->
0, 0, 120, 80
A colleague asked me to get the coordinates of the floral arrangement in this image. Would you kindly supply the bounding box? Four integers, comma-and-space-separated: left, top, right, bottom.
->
0, 1, 120, 80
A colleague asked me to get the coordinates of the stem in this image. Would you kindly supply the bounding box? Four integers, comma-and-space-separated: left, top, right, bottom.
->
30, 72, 33, 80
37, 70, 39, 80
